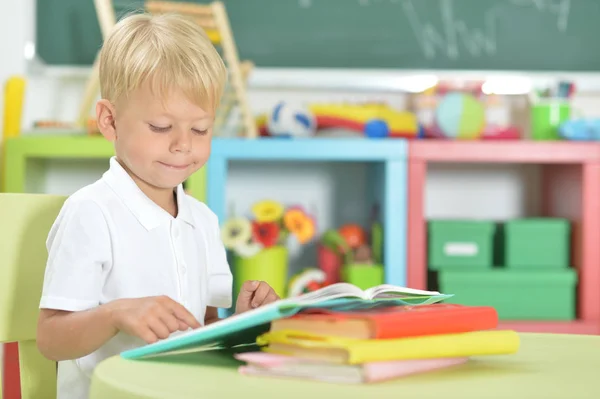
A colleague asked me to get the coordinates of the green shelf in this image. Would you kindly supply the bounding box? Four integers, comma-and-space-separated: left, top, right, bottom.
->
2, 134, 207, 201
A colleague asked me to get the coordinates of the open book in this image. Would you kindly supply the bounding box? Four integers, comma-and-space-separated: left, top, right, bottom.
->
120, 283, 452, 360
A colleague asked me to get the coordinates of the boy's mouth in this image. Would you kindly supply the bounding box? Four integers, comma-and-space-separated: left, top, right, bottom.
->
158, 162, 191, 170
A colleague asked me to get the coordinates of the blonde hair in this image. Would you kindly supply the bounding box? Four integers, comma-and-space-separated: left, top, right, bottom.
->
98, 12, 227, 113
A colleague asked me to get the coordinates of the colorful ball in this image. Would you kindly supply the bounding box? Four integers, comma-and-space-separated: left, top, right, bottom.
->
267, 102, 317, 138
364, 119, 389, 138
435, 92, 485, 140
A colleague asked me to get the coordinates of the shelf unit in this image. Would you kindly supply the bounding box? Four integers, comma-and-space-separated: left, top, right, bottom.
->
1, 135, 208, 199
206, 137, 409, 290
408, 140, 600, 335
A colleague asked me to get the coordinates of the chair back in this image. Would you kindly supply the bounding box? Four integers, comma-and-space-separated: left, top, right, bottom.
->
0, 193, 66, 399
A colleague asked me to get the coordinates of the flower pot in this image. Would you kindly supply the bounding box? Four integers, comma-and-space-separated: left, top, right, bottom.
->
233, 245, 288, 300
342, 263, 384, 290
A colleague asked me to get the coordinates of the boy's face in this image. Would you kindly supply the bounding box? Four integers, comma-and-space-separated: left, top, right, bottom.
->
97, 84, 214, 192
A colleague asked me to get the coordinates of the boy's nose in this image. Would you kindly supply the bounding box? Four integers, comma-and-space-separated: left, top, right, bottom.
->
170, 130, 192, 153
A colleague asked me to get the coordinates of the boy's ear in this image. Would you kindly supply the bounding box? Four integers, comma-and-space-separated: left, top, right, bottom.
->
96, 99, 117, 141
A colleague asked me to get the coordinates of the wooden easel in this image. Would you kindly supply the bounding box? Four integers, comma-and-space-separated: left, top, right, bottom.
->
145, 1, 256, 138
78, 0, 257, 138
76, 0, 117, 133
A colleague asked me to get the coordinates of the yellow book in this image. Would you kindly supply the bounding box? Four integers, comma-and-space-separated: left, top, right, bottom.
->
257, 330, 519, 365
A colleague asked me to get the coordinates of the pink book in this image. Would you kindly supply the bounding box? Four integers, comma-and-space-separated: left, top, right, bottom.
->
235, 352, 468, 384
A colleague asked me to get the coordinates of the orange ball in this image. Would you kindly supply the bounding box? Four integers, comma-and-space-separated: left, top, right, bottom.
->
338, 224, 366, 249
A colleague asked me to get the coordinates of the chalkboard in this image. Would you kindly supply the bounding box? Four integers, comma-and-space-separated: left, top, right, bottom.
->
36, 0, 600, 71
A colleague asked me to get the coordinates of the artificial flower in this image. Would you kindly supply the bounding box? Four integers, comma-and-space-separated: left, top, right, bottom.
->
220, 217, 252, 250
252, 221, 280, 248
283, 207, 316, 244
234, 240, 264, 258
338, 223, 366, 249
251, 200, 284, 223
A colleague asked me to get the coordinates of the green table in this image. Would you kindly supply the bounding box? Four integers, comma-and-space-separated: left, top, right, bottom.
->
90, 333, 600, 398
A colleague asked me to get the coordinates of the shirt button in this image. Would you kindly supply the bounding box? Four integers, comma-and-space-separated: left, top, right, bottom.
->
180, 264, 187, 274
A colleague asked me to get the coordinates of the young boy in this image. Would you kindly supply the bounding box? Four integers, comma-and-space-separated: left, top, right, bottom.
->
36, 12, 279, 399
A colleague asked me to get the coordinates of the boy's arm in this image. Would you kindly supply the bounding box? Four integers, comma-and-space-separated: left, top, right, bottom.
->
37, 306, 117, 361
38, 295, 201, 361
204, 306, 220, 325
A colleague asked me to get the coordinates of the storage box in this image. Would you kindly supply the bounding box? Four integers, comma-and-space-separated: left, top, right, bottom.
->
428, 220, 496, 270
342, 264, 384, 290
438, 268, 577, 320
504, 218, 570, 268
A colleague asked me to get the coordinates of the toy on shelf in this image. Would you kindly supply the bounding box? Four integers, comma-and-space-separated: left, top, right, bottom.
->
257, 102, 424, 139
559, 118, 600, 141
412, 80, 522, 140
267, 102, 317, 138
288, 268, 327, 297
435, 92, 486, 140
3, 76, 26, 139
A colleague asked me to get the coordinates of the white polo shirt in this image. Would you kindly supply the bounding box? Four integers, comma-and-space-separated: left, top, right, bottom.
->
39, 157, 233, 399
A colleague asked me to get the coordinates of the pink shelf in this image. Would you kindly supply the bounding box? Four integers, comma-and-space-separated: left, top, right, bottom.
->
407, 141, 600, 335
497, 321, 599, 335
411, 141, 600, 163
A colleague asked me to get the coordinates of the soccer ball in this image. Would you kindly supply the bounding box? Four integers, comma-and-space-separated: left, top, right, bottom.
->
267, 102, 316, 138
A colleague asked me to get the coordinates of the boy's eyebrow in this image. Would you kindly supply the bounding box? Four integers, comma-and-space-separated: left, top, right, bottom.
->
152, 111, 212, 121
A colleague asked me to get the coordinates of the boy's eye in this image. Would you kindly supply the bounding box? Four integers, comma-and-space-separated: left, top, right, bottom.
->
149, 124, 170, 133
192, 128, 208, 136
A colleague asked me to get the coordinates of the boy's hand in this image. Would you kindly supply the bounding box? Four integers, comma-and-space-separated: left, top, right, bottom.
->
108, 296, 201, 344
235, 280, 280, 314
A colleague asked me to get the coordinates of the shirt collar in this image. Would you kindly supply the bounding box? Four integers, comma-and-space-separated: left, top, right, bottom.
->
102, 157, 195, 230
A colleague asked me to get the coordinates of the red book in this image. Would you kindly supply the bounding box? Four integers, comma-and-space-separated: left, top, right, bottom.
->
270, 304, 498, 340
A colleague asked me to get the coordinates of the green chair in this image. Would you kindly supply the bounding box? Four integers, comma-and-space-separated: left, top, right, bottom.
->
0, 193, 66, 399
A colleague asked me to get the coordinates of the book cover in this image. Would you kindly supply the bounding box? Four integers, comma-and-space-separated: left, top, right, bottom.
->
270, 303, 498, 339
257, 329, 520, 364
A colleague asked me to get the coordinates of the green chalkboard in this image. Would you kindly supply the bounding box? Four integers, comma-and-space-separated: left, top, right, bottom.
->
36, 0, 600, 71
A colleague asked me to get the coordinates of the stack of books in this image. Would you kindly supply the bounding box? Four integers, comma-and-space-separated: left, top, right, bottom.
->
235, 303, 519, 384
119, 282, 519, 384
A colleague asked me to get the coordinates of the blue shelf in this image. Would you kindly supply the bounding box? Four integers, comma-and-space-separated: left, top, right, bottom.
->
210, 137, 407, 161
206, 138, 408, 315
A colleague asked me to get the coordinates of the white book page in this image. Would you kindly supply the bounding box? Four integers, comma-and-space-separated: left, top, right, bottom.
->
364, 284, 441, 299
292, 283, 367, 302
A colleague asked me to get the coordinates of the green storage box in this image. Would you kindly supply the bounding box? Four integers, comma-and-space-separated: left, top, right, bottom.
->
439, 268, 577, 320
342, 264, 384, 290
504, 218, 570, 268
428, 220, 496, 270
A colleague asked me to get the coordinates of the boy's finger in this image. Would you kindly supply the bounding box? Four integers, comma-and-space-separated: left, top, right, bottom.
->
159, 311, 181, 333
237, 280, 260, 302
251, 282, 272, 308
178, 320, 190, 331
148, 318, 171, 340
138, 327, 159, 344
166, 300, 201, 329
264, 292, 279, 305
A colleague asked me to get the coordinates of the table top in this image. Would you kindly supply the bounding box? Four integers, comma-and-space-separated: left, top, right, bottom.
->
90, 333, 600, 399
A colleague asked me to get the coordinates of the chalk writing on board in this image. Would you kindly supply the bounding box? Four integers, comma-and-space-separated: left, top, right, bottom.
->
510, 0, 571, 32
401, 0, 571, 59
300, 0, 572, 60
